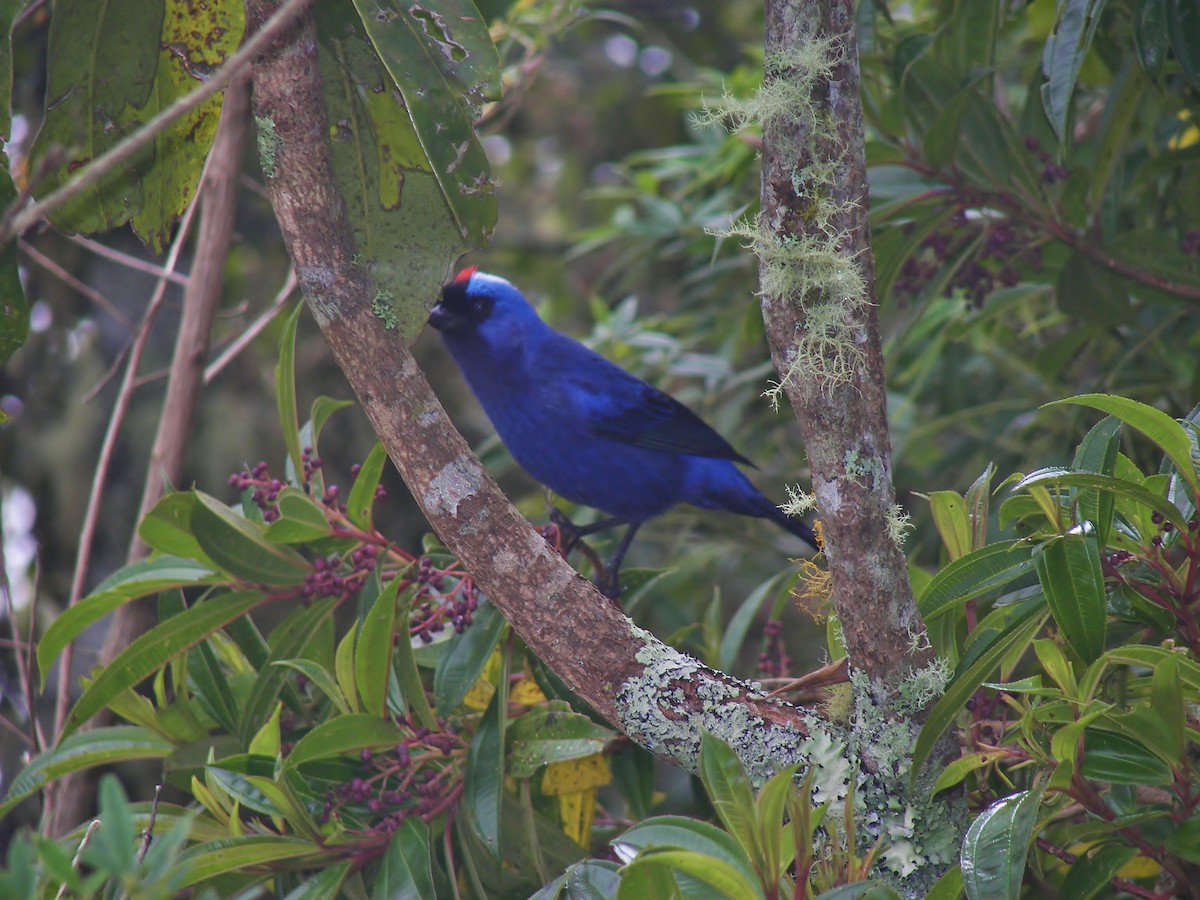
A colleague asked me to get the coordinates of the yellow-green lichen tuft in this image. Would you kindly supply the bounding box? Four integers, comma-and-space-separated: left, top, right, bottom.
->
706, 38, 870, 404
886, 504, 912, 548
372, 289, 399, 330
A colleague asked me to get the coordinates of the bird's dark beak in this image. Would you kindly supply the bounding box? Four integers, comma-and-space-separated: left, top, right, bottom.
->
427, 303, 465, 333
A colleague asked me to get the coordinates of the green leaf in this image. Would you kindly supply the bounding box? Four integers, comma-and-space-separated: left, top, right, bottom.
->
1166, 0, 1200, 86
919, 541, 1035, 620
1045, 395, 1200, 496
925, 865, 964, 900
37, 555, 218, 688
131, 1, 244, 251
698, 733, 758, 864
433, 598, 505, 714
1059, 844, 1137, 899
392, 582, 437, 729
615, 860, 686, 900
348, 441, 389, 528
350, 0, 497, 243
282, 714, 404, 770
933, 751, 1005, 796
960, 787, 1044, 900
1040, 0, 1108, 144
1080, 729, 1174, 785
0, 186, 28, 363
356, 575, 401, 717
27, 0, 163, 234
464, 681, 506, 861
239, 598, 340, 745
191, 491, 310, 585
1034, 532, 1107, 662
282, 861, 351, 900
314, 5, 473, 340
616, 817, 759, 892
1166, 818, 1200, 863
0, 727, 175, 819
508, 705, 614, 778
1032, 638, 1075, 697
335, 625, 361, 714
1150, 655, 1185, 759
271, 659, 351, 715
307, 396, 355, 450
1072, 417, 1122, 544
754, 762, 800, 882
173, 837, 319, 889
622, 850, 763, 900
372, 817, 436, 900
1014, 468, 1188, 532
531, 860, 623, 899
276, 302, 305, 481
913, 605, 1047, 777
263, 488, 332, 544
63, 591, 268, 736
138, 492, 216, 564
1135, 0, 1169, 79
719, 571, 793, 673
814, 885, 899, 900
929, 490, 971, 560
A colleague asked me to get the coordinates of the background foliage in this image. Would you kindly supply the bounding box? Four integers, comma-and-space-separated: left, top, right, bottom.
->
1, 0, 1199, 896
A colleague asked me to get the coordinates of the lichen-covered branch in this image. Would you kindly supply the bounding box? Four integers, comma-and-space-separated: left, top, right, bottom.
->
243, 0, 825, 778
758, 0, 928, 688
750, 3, 965, 891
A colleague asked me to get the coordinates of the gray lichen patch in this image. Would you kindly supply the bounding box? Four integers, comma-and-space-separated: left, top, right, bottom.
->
848, 662, 962, 892
254, 115, 280, 179
423, 457, 483, 518
616, 625, 851, 800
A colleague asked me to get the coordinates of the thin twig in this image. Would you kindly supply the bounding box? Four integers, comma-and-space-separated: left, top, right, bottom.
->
65, 235, 191, 287
18, 240, 134, 327
54, 194, 202, 743
136, 784, 163, 863
80, 340, 132, 404
204, 266, 298, 383
53, 818, 102, 900
0, 0, 313, 242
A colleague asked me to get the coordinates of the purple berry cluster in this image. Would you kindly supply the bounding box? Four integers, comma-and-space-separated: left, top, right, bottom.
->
1023, 137, 1070, 184
757, 619, 791, 679
410, 558, 480, 643
318, 717, 467, 835
229, 461, 286, 523
894, 212, 1038, 308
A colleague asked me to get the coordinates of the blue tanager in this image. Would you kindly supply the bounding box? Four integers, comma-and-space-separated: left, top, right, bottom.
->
428, 267, 817, 596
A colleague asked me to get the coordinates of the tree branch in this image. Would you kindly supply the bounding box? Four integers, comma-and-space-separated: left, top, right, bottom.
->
759, 0, 929, 682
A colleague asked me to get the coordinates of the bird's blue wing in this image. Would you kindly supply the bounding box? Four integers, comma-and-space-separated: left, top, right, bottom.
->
556, 340, 754, 465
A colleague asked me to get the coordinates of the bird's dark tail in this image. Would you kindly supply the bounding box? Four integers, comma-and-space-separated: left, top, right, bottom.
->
763, 502, 819, 550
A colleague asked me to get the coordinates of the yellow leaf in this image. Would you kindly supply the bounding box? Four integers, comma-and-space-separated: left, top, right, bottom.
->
511, 677, 547, 706
557, 788, 595, 847
542, 754, 611, 795
462, 649, 503, 710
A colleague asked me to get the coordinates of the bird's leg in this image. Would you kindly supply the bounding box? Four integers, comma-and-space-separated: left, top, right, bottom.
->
547, 508, 625, 556
598, 522, 642, 599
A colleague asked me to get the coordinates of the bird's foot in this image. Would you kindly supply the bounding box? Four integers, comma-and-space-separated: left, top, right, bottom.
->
547, 507, 582, 556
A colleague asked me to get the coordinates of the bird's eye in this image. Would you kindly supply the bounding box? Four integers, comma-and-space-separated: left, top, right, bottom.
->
471, 297, 491, 318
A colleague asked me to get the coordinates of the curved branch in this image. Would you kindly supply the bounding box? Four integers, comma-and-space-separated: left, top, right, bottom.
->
244, 0, 828, 776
